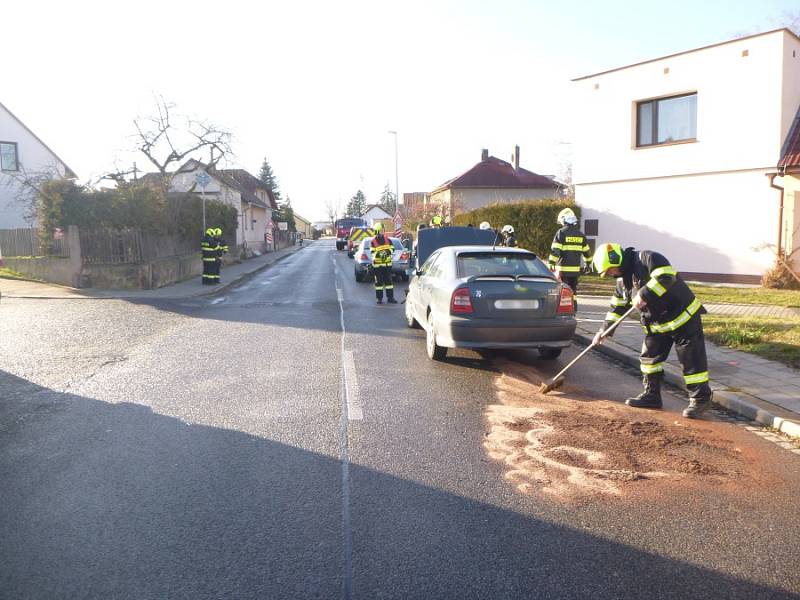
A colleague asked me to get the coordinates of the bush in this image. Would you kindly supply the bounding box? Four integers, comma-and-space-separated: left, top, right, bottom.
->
761, 256, 800, 290
452, 200, 580, 258
35, 179, 238, 245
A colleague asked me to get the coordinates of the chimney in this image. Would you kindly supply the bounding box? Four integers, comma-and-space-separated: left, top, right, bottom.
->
481, 148, 489, 161
512, 145, 520, 171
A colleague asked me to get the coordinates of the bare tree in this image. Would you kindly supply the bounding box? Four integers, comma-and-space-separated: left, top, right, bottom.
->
133, 96, 233, 182
324, 198, 341, 228
1, 162, 64, 225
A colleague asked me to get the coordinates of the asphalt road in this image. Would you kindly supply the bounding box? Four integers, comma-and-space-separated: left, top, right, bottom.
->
1, 239, 799, 599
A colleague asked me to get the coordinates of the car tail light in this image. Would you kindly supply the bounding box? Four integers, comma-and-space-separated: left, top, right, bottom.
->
450, 287, 473, 314
557, 286, 574, 314
400, 251, 410, 260
360, 253, 368, 261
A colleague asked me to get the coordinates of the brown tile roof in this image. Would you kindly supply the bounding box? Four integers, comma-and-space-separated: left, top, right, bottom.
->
220, 169, 279, 210
143, 160, 272, 209
433, 155, 559, 193
779, 106, 800, 170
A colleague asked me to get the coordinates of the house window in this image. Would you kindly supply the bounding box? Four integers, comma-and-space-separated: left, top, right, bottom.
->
636, 93, 697, 147
0, 142, 19, 171
584, 219, 598, 236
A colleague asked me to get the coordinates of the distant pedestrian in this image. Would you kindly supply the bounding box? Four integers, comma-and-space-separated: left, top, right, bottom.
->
592, 243, 713, 419
548, 208, 592, 296
370, 223, 397, 304
201, 228, 218, 285
213, 228, 228, 283
500, 225, 517, 247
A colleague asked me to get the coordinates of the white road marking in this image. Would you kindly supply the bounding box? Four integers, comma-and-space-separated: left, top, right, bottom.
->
337, 288, 344, 303
333, 254, 355, 598
209, 296, 227, 305
343, 350, 363, 421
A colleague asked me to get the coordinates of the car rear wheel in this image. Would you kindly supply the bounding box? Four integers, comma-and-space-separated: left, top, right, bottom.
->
538, 347, 563, 360
354, 270, 361, 282
405, 299, 419, 329
426, 312, 447, 361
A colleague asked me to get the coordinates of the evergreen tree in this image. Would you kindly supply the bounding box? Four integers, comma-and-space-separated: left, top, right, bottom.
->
278, 196, 296, 232
258, 158, 282, 203
378, 182, 396, 215
345, 190, 367, 217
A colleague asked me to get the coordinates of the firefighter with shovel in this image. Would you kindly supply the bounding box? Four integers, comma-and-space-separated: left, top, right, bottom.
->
591, 243, 713, 419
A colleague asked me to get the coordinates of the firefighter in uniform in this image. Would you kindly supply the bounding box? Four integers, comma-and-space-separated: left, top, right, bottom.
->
500, 225, 518, 247
592, 243, 713, 419
201, 228, 219, 285
370, 223, 397, 304
548, 208, 592, 295
214, 228, 228, 283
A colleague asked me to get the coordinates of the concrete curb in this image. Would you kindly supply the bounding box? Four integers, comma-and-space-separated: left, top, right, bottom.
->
573, 330, 800, 441
1, 245, 307, 301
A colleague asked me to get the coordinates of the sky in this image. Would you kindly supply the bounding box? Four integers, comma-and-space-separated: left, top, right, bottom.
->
3, 0, 798, 221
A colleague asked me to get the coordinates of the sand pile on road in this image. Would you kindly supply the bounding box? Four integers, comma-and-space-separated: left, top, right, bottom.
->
484, 360, 749, 502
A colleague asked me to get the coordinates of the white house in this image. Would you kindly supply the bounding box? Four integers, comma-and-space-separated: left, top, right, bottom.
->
429, 147, 561, 219
360, 204, 393, 226
164, 160, 275, 252
0, 101, 76, 228
573, 28, 800, 283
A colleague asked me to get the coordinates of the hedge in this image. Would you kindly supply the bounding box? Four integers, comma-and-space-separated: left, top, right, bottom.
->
452, 200, 581, 258
36, 179, 238, 245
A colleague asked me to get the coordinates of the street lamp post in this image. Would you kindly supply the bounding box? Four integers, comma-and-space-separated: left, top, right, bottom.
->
388, 130, 399, 214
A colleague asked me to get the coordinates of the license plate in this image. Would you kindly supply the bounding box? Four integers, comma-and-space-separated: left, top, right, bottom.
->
494, 299, 539, 309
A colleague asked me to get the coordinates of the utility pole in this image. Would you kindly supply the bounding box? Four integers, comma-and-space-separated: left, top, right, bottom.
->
389, 130, 399, 214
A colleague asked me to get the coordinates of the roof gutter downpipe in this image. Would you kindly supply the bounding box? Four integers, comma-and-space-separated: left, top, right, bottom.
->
768, 170, 785, 257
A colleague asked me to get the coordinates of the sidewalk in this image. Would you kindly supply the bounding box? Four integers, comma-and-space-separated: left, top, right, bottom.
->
0, 243, 309, 300
576, 295, 800, 440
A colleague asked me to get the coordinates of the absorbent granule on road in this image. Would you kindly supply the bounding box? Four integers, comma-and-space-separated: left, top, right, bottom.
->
483, 359, 772, 504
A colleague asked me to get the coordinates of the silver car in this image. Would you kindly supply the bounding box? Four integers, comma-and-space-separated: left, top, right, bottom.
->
404, 246, 576, 360
354, 236, 411, 282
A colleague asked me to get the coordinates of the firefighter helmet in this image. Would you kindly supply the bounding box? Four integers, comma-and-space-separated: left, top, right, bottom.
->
479, 221, 491, 230
214, 228, 222, 236
501, 225, 514, 235
592, 243, 623, 277
374, 222, 384, 232
557, 208, 577, 226
205, 228, 215, 236
430, 215, 443, 227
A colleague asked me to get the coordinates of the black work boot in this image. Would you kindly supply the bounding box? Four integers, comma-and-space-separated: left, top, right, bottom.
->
683, 388, 713, 419
387, 292, 397, 304
626, 374, 663, 409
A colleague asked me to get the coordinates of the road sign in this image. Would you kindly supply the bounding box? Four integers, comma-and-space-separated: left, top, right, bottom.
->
195, 171, 211, 189
278, 222, 288, 231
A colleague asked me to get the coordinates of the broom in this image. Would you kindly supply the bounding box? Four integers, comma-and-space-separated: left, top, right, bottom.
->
539, 305, 637, 394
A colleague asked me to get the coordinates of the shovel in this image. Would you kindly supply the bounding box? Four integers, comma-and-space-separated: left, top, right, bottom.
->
539, 305, 637, 394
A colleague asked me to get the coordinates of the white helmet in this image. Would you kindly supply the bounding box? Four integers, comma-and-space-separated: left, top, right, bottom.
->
557, 208, 578, 226
479, 221, 491, 230
501, 225, 514, 235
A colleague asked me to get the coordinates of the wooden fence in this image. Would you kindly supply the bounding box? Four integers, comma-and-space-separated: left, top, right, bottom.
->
79, 229, 197, 265
0, 228, 69, 258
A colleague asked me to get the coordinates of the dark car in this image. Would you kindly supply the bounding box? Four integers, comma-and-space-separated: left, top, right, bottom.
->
404, 245, 576, 361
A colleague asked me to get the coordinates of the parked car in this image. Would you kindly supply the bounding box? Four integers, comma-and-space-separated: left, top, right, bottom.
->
404, 245, 576, 361
354, 236, 410, 282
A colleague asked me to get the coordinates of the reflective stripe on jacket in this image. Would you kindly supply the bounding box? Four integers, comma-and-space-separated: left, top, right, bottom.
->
201, 235, 219, 262
548, 225, 591, 273
370, 235, 393, 266
601, 248, 704, 336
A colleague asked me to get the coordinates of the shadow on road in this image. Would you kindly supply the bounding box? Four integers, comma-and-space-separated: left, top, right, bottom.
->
2, 369, 798, 599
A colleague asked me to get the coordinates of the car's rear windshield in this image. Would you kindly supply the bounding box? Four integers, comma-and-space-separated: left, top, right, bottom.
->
456, 252, 552, 278
363, 238, 405, 251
